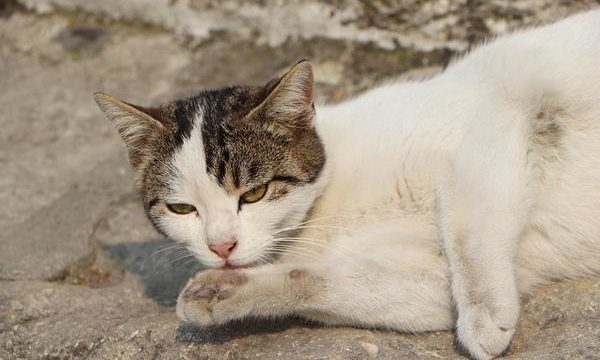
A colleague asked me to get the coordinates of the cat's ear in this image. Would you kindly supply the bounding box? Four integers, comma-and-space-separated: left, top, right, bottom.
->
94, 92, 168, 169
249, 60, 315, 133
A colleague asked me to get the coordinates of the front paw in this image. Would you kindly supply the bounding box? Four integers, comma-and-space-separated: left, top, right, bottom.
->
176, 269, 248, 326
456, 303, 519, 360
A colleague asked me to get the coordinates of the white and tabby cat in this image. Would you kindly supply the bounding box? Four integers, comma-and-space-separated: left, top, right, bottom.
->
95, 10, 600, 360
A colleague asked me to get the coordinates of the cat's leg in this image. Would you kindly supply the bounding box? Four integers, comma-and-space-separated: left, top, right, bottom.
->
438, 114, 532, 360
177, 239, 453, 332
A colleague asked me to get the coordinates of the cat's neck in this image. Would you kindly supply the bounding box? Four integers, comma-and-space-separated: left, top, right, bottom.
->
309, 78, 467, 229
316, 80, 453, 173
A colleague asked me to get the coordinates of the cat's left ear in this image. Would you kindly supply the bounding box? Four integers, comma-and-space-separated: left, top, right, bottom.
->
249, 60, 315, 133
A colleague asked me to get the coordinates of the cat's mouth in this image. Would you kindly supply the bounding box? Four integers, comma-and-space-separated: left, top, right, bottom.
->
221, 260, 258, 270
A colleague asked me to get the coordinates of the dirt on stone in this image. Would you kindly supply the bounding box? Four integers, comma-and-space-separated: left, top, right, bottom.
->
1, 1, 600, 359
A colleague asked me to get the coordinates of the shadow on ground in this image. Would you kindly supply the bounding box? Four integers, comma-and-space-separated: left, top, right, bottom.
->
104, 239, 203, 306
105, 238, 311, 345
176, 318, 309, 345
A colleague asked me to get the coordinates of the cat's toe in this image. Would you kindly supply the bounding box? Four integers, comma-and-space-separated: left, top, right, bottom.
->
457, 304, 517, 360
176, 269, 221, 325
215, 271, 248, 299
176, 269, 248, 326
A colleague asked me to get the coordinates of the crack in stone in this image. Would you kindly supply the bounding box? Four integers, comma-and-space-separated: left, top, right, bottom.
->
45, 193, 138, 288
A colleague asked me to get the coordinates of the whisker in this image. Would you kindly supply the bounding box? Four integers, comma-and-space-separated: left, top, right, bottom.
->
264, 248, 325, 262
269, 202, 404, 237
151, 243, 187, 257
170, 253, 196, 265
270, 224, 348, 236
273, 238, 364, 267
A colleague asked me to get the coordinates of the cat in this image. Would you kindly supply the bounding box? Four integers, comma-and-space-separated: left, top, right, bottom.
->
94, 9, 600, 360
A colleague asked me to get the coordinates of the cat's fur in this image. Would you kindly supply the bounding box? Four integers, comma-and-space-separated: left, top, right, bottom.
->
95, 10, 600, 360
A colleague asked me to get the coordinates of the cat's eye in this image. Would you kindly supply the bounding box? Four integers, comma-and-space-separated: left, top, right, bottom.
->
240, 184, 268, 204
166, 203, 197, 215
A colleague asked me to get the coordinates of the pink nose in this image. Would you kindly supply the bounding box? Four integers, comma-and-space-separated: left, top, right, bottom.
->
208, 241, 237, 259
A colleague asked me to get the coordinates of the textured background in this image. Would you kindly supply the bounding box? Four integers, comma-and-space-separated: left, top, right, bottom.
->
1, 1, 599, 359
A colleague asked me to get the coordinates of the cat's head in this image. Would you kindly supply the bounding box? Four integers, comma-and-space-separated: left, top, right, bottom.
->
95, 61, 327, 268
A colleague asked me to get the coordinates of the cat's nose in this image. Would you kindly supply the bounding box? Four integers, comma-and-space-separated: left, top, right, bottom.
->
208, 241, 237, 259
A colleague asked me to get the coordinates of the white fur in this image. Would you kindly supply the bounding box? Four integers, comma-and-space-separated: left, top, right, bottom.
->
174, 10, 600, 360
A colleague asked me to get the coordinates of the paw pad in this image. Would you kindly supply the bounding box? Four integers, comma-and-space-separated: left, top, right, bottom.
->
184, 286, 217, 300
289, 269, 305, 279
216, 271, 248, 287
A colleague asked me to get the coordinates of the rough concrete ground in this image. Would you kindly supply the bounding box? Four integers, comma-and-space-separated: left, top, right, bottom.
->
1, 1, 599, 359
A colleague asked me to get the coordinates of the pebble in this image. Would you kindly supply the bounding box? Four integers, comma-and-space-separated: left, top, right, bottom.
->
359, 341, 379, 358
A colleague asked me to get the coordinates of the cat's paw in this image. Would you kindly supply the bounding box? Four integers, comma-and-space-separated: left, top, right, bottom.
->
176, 269, 248, 326
456, 303, 518, 360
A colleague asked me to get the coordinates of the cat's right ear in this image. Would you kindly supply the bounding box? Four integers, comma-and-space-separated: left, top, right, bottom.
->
94, 92, 166, 170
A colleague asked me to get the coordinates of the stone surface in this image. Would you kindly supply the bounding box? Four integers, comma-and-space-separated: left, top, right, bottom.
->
1, 1, 599, 359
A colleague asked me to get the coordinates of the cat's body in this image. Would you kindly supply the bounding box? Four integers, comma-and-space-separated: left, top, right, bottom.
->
96, 9, 600, 360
